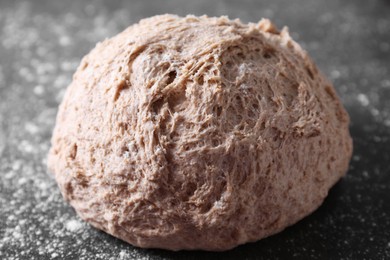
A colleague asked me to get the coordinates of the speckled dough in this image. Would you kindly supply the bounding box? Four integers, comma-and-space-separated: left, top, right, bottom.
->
48, 14, 353, 251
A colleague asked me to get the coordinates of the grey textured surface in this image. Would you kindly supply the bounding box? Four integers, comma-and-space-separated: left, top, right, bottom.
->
0, 0, 389, 259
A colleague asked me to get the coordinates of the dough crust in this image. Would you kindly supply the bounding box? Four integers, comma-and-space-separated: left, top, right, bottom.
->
48, 15, 353, 251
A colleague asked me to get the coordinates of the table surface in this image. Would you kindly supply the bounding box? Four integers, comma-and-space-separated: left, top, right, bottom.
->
0, 0, 389, 259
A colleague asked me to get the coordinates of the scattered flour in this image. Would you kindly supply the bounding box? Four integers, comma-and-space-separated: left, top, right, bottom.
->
330, 69, 341, 79
25, 122, 40, 135
65, 220, 84, 233
33, 85, 45, 96
357, 93, 370, 107
0, 0, 389, 259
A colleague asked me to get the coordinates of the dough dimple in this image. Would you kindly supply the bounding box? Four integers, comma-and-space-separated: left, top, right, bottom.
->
48, 14, 353, 251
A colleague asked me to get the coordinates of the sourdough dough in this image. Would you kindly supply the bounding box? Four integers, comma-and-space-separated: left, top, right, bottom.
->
48, 14, 353, 251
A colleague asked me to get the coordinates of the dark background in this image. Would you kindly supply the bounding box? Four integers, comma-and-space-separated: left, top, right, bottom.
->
0, 0, 389, 259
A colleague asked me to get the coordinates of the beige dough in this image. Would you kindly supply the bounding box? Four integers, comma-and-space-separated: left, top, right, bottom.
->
48, 14, 353, 251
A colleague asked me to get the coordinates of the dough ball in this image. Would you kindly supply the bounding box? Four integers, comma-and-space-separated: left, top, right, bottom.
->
48, 14, 352, 251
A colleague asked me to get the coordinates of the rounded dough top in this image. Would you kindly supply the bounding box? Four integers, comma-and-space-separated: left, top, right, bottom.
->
48, 14, 352, 251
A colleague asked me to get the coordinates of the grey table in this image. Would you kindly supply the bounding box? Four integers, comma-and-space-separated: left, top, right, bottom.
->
1, 0, 389, 259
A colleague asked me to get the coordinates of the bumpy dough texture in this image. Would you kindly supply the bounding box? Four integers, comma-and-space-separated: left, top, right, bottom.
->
48, 14, 353, 251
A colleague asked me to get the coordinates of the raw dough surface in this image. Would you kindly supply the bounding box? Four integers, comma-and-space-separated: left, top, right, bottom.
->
48, 14, 353, 251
